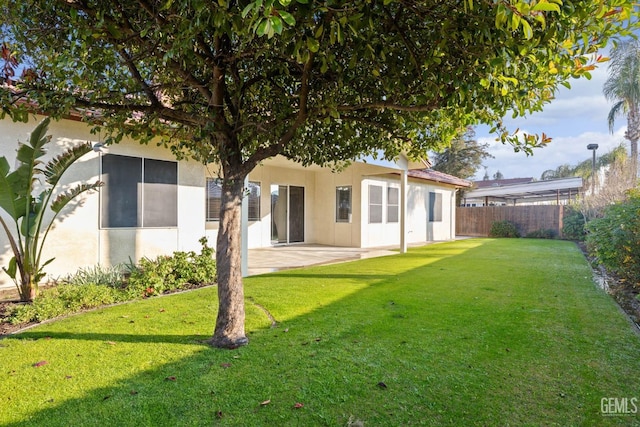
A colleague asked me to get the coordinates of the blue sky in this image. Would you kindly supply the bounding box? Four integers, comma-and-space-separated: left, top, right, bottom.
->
472, 61, 628, 181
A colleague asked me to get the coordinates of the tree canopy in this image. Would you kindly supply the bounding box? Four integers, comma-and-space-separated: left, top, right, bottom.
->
604, 38, 640, 176
431, 127, 493, 179
1, 0, 637, 347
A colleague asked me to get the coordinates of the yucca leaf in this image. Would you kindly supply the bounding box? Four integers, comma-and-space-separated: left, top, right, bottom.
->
45, 142, 93, 187
51, 181, 103, 213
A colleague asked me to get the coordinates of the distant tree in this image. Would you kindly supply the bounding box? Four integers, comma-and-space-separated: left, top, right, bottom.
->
603, 39, 640, 177
482, 167, 490, 181
431, 127, 493, 179
493, 171, 505, 180
0, 0, 635, 348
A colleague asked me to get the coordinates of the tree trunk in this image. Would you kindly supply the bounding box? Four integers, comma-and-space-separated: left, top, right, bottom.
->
208, 173, 249, 349
626, 108, 640, 180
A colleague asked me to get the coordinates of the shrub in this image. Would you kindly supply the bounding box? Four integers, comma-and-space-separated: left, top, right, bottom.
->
124, 237, 216, 298
562, 207, 587, 241
5, 237, 216, 325
8, 283, 123, 324
586, 191, 640, 285
62, 264, 126, 287
525, 229, 557, 239
489, 220, 520, 238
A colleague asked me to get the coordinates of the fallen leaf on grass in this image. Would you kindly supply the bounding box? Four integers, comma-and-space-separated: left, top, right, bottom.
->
165, 376, 177, 381
220, 363, 232, 369
65, 375, 73, 379
216, 411, 223, 419
159, 309, 166, 313
260, 399, 271, 406
106, 341, 116, 346
377, 382, 388, 389
33, 360, 48, 368
293, 402, 304, 409
102, 396, 111, 401
130, 390, 138, 395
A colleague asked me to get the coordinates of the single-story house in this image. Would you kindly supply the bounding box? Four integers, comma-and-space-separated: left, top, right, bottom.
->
0, 115, 471, 289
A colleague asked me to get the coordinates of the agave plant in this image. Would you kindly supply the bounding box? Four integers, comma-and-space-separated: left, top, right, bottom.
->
0, 117, 102, 301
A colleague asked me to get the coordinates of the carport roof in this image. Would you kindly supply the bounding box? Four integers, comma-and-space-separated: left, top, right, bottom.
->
463, 176, 584, 203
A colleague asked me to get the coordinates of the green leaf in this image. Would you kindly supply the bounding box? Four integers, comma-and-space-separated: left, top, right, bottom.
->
532, 1, 561, 13
521, 19, 533, 40
4, 256, 17, 279
270, 16, 283, 35
241, 3, 254, 19
278, 0, 292, 5
279, 10, 296, 26
307, 37, 319, 52
51, 181, 104, 213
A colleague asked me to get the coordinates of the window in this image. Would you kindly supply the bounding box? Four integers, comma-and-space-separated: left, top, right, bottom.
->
247, 181, 261, 221
336, 186, 352, 223
206, 178, 222, 221
429, 192, 443, 222
368, 185, 383, 223
206, 178, 261, 221
387, 187, 399, 223
101, 154, 177, 228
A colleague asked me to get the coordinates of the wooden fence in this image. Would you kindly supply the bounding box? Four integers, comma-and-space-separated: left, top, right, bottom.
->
456, 205, 565, 237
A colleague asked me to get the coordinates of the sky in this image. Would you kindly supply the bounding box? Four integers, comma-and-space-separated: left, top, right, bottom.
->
472, 61, 628, 181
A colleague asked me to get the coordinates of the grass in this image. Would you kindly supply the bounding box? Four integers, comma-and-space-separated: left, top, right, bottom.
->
1, 238, 640, 426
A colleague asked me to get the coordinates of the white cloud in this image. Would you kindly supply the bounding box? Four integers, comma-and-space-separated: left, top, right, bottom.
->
473, 59, 633, 180
476, 128, 627, 180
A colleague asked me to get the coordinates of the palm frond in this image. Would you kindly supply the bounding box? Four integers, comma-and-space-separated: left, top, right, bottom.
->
50, 181, 103, 213
607, 101, 626, 133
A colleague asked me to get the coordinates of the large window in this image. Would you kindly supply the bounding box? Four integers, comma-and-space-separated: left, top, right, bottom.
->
206, 178, 261, 221
336, 186, 352, 223
429, 192, 443, 222
101, 154, 177, 228
368, 185, 383, 223
387, 187, 399, 223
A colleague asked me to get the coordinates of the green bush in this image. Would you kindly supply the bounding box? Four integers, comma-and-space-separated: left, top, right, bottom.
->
489, 220, 520, 238
6, 237, 216, 325
525, 229, 557, 239
8, 283, 123, 324
562, 207, 587, 241
62, 264, 126, 287
124, 237, 217, 298
586, 191, 640, 285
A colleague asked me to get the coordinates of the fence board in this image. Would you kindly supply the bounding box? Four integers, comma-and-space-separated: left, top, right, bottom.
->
456, 205, 564, 237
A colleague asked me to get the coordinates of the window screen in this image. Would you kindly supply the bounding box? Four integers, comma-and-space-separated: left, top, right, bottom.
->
101, 154, 177, 228
429, 192, 443, 222
369, 185, 383, 223
387, 187, 399, 223
206, 179, 261, 221
248, 181, 261, 221
336, 186, 352, 223
206, 178, 222, 221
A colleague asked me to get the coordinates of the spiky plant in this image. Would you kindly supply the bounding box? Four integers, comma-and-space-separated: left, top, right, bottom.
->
0, 117, 102, 301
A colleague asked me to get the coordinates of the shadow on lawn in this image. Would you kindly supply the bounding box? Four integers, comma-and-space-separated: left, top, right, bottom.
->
14, 330, 210, 345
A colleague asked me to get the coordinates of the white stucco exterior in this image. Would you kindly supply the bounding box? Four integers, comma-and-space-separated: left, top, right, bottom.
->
0, 115, 467, 289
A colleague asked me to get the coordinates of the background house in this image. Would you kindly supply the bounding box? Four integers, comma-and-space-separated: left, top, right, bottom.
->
0, 115, 470, 290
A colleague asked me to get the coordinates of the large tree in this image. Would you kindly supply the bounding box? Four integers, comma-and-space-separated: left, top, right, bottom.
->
604, 38, 640, 178
0, 0, 635, 348
431, 127, 492, 179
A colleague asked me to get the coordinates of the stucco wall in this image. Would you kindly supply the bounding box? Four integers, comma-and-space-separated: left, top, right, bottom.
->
0, 115, 205, 289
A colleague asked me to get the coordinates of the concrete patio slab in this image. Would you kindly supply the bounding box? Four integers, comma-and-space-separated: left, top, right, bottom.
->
247, 244, 398, 276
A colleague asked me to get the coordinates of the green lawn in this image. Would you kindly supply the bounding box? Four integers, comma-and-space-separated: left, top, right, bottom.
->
1, 238, 639, 426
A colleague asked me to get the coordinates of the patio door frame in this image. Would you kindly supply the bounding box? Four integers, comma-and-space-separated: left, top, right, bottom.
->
270, 184, 305, 245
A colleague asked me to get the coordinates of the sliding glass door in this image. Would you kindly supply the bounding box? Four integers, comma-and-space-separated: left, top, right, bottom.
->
271, 185, 304, 244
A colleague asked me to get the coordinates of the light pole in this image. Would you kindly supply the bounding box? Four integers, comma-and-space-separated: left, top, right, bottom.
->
587, 143, 598, 195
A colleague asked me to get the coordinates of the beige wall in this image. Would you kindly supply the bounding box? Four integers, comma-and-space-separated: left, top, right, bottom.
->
0, 115, 205, 289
